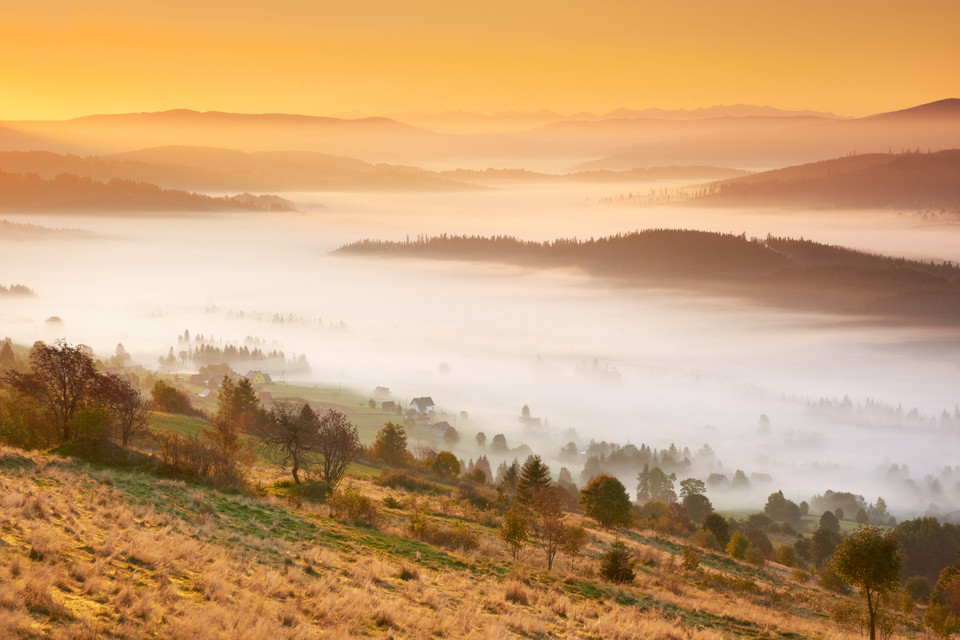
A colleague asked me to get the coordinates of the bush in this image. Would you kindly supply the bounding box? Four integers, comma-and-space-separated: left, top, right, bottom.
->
378, 469, 440, 494
327, 487, 378, 526
776, 545, 797, 567
296, 480, 330, 503
408, 509, 479, 551
681, 546, 700, 571
691, 528, 721, 551
904, 575, 932, 603
383, 495, 402, 509
504, 581, 530, 605
817, 563, 850, 594
745, 544, 765, 566
600, 541, 635, 584
726, 531, 749, 559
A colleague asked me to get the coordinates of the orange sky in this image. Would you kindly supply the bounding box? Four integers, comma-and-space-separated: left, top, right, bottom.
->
1, 0, 958, 120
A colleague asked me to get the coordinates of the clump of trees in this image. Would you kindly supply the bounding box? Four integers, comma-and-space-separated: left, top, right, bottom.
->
1, 340, 149, 449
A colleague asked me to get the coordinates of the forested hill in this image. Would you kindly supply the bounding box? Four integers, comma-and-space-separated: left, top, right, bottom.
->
689, 150, 960, 209
0, 170, 296, 213
336, 230, 960, 324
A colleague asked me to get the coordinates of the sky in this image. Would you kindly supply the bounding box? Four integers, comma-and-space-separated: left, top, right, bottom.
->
1, 0, 958, 120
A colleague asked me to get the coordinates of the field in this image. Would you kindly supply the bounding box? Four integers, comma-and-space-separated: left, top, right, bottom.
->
0, 444, 925, 639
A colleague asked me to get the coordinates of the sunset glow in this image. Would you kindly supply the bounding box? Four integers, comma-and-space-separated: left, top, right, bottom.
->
2, 0, 958, 120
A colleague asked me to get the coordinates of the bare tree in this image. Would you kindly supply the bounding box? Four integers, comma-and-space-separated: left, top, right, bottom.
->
258, 401, 321, 484
98, 373, 149, 447
316, 409, 360, 488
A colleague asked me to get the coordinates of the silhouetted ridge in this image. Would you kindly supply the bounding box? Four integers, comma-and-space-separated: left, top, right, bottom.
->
336, 230, 960, 325
0, 170, 295, 212
691, 150, 960, 209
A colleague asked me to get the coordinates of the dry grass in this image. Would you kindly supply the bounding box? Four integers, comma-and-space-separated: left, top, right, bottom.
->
0, 445, 925, 639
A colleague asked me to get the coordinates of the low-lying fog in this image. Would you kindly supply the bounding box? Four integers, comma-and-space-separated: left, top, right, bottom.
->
2, 182, 959, 518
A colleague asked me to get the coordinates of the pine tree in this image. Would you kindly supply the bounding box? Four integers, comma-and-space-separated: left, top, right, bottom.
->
517, 455, 552, 502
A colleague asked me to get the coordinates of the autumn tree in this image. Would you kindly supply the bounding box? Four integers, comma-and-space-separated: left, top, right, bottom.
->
833, 528, 903, 640
764, 490, 801, 526
372, 422, 408, 467
431, 451, 460, 479
561, 523, 588, 569
530, 486, 565, 570
500, 504, 529, 560
580, 474, 631, 528
4, 340, 102, 443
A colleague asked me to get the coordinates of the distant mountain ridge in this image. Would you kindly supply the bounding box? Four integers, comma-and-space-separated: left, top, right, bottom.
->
0, 99, 956, 170
689, 149, 960, 209
336, 230, 960, 325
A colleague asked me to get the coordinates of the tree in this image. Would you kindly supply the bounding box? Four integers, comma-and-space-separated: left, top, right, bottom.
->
372, 422, 408, 467
530, 486, 565, 570
683, 493, 714, 525
702, 513, 730, 546
5, 340, 101, 443
636, 464, 651, 502
443, 425, 460, 445
521, 404, 530, 419
561, 523, 588, 569
315, 408, 360, 488
648, 467, 677, 503
727, 531, 750, 559
150, 380, 195, 415
490, 433, 508, 453
496, 459, 520, 496
475, 431, 486, 449
833, 528, 903, 640
431, 451, 460, 479
517, 454, 551, 503
98, 373, 149, 446
764, 490, 802, 526
819, 510, 841, 534
811, 527, 843, 568
0, 341, 17, 370
579, 474, 631, 528
259, 401, 321, 484
679, 477, 706, 498
600, 540, 635, 584
499, 504, 528, 560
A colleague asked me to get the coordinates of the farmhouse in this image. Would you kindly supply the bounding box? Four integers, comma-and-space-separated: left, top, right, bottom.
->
245, 370, 273, 385
410, 397, 435, 416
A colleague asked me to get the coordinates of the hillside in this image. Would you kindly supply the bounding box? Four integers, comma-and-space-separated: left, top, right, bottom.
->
0, 170, 296, 213
336, 230, 960, 325
690, 150, 960, 209
0, 444, 915, 639
441, 165, 750, 184
0, 148, 474, 193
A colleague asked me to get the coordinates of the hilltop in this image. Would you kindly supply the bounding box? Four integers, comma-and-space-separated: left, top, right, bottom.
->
690, 150, 960, 209
336, 230, 960, 325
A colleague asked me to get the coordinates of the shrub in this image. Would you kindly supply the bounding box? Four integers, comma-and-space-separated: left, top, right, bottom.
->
745, 544, 765, 566
817, 563, 850, 594
296, 480, 330, 503
904, 575, 932, 603
792, 568, 811, 583
726, 531, 749, 559
327, 487, 378, 526
383, 495, 402, 509
681, 546, 700, 571
378, 469, 439, 494
600, 540, 635, 584
691, 528, 721, 551
504, 581, 530, 605
397, 565, 419, 581
408, 509, 480, 551
776, 545, 797, 567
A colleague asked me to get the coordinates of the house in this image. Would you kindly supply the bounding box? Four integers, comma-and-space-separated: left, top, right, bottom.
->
430, 421, 452, 437
410, 397, 435, 416
382, 401, 397, 411
245, 370, 272, 385
197, 388, 212, 399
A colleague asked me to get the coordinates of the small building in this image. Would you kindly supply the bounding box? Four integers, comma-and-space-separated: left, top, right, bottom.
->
382, 401, 397, 411
430, 421, 452, 437
410, 397, 435, 416
245, 370, 273, 385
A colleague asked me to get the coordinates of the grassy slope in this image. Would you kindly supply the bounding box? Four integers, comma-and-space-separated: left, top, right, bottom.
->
0, 446, 924, 640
